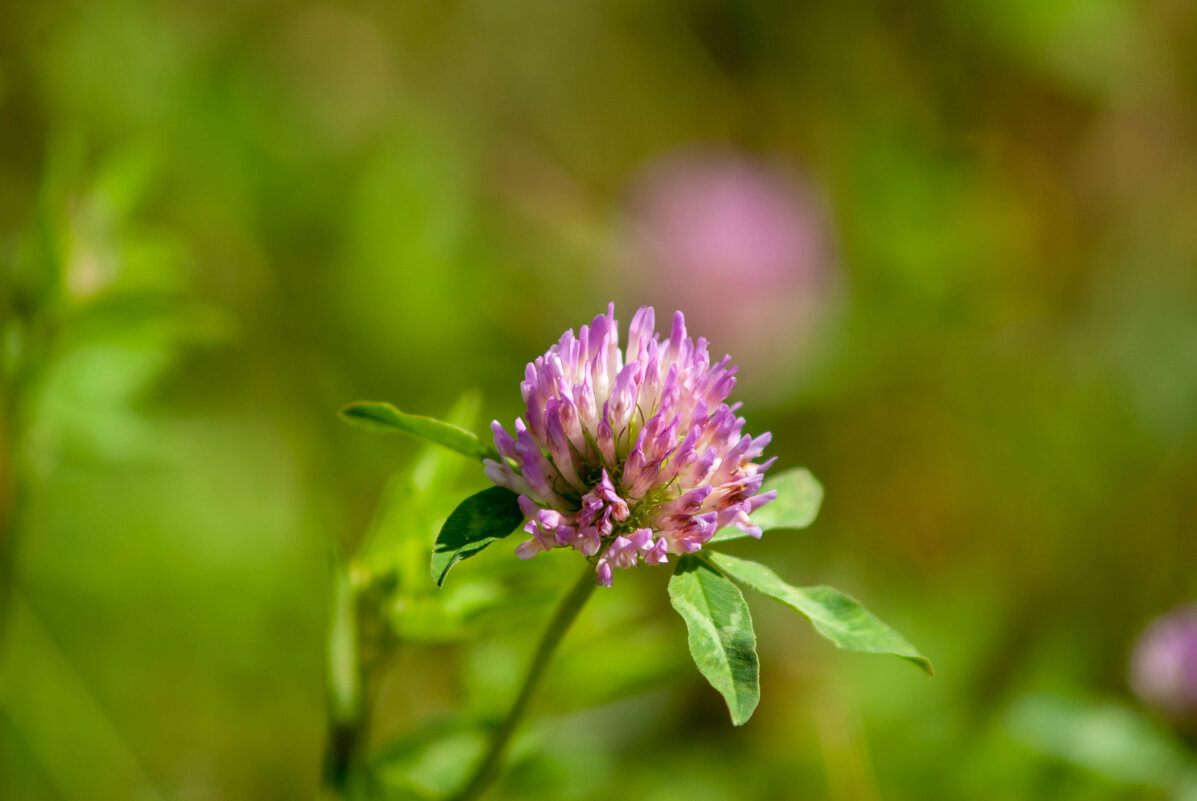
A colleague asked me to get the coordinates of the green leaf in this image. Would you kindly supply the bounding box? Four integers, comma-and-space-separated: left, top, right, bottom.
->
430, 487, 524, 586
667, 554, 760, 725
706, 552, 933, 675
1004, 693, 1190, 788
339, 400, 499, 462
711, 467, 823, 542
369, 718, 488, 800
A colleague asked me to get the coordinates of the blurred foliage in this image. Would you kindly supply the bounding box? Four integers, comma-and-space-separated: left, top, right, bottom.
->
2, 0, 1196, 799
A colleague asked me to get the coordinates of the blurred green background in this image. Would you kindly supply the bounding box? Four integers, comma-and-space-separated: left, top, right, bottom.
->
2, 1, 1197, 799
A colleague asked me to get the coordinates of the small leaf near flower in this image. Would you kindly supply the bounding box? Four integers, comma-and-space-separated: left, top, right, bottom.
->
340, 400, 499, 462
711, 467, 823, 543
668, 554, 761, 726
706, 552, 933, 675
431, 487, 524, 586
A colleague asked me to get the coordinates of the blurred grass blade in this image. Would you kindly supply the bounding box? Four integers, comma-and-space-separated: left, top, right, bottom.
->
707, 552, 932, 675
340, 401, 499, 462
431, 487, 524, 586
711, 467, 823, 542
667, 554, 760, 725
1, 594, 165, 800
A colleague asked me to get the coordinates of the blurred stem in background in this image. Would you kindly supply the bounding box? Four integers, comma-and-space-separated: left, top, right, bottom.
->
0, 360, 18, 618
324, 557, 365, 794
451, 563, 596, 801
323, 552, 401, 798
0, 376, 20, 650
0, 248, 48, 650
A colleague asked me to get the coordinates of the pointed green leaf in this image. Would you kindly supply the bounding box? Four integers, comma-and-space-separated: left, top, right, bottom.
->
707, 552, 933, 675
430, 487, 524, 586
667, 555, 760, 725
339, 400, 499, 462
711, 467, 823, 542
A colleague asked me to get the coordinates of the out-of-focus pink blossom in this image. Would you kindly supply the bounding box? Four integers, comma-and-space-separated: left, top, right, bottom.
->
617, 151, 834, 396
1130, 604, 1197, 726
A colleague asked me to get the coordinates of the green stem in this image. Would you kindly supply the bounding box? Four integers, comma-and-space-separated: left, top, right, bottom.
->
323, 557, 364, 796
452, 563, 598, 801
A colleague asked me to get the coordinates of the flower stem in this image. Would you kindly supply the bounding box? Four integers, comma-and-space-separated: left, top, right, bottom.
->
452, 563, 598, 801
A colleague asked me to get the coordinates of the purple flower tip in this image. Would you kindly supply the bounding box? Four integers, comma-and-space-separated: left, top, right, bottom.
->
485, 304, 776, 586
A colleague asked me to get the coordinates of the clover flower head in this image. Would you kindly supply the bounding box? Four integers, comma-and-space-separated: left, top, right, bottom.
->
1130, 604, 1197, 724
485, 304, 776, 586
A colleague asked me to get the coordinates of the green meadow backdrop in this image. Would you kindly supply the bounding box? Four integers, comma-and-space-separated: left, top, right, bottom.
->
2, 1, 1196, 799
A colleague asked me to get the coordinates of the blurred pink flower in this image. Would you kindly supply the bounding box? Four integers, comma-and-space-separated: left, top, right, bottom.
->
616, 150, 835, 397
1130, 604, 1197, 727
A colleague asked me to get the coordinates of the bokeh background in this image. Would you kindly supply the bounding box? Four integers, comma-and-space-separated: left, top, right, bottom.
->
3, 1, 1197, 799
